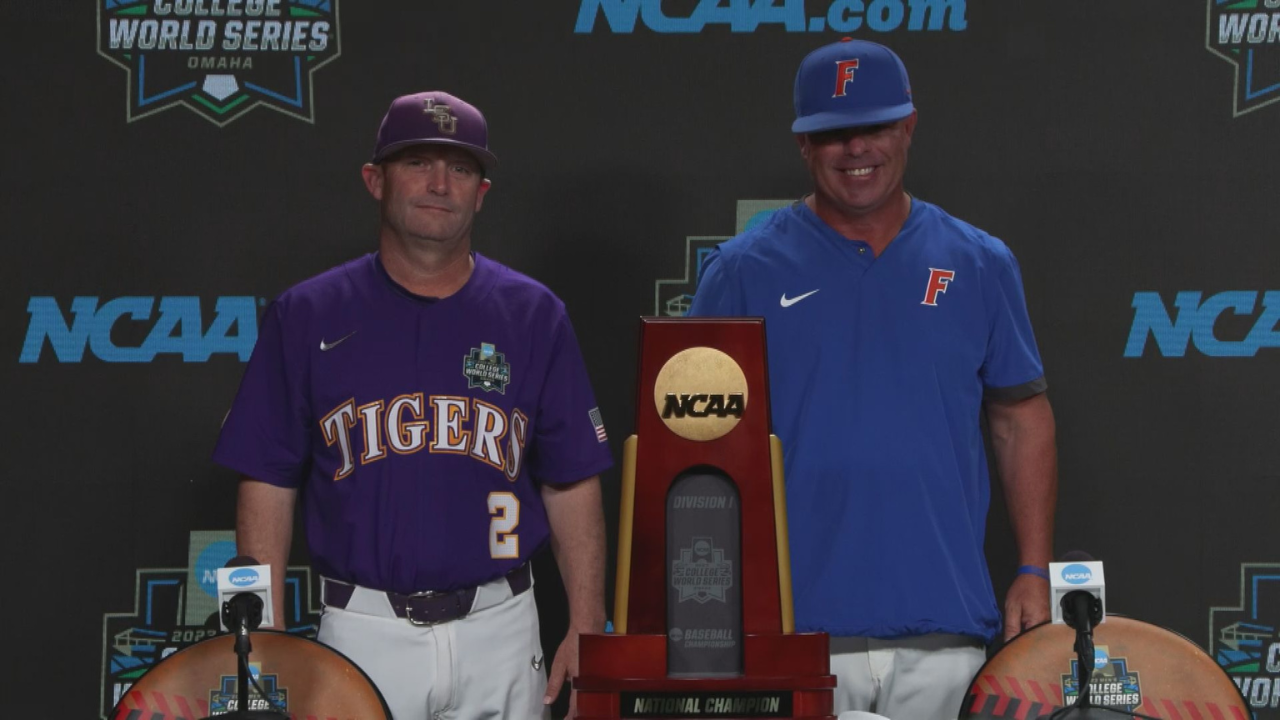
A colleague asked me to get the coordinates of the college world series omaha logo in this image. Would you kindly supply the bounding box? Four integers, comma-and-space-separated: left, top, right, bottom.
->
1207, 0, 1280, 116
209, 663, 288, 714
1059, 647, 1143, 713
1209, 563, 1280, 716
97, 0, 341, 125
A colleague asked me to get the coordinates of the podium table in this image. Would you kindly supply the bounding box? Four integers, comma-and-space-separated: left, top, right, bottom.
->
111, 630, 389, 719
962, 616, 1249, 719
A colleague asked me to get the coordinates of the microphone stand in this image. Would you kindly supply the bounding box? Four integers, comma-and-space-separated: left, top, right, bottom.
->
1047, 594, 1160, 720
201, 594, 289, 720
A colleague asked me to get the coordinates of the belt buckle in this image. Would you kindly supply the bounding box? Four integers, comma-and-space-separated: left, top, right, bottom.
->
405, 589, 441, 626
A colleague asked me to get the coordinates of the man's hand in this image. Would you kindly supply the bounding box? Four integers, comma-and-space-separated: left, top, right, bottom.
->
1003, 572, 1051, 641
236, 478, 296, 629
540, 475, 606, 719
987, 392, 1057, 643
544, 629, 583, 718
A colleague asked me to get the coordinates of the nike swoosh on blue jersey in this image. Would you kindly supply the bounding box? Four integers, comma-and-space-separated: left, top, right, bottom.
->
780, 289, 820, 307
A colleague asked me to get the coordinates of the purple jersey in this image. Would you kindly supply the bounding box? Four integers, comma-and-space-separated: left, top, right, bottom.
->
213, 252, 613, 594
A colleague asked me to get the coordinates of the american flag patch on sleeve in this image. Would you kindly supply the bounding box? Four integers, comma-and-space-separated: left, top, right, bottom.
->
588, 407, 608, 443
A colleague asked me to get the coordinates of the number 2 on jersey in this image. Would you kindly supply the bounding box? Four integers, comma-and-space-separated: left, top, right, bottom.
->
488, 492, 520, 559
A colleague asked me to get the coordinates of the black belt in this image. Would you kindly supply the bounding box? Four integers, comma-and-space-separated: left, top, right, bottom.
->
323, 563, 532, 626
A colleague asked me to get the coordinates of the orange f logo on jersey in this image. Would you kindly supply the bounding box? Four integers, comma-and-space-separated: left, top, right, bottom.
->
833, 59, 860, 97
922, 268, 956, 306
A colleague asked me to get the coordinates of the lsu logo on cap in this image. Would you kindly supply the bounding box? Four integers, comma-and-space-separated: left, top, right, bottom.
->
424, 97, 457, 135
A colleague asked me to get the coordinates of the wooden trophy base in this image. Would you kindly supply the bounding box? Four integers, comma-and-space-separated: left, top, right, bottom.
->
575, 632, 836, 719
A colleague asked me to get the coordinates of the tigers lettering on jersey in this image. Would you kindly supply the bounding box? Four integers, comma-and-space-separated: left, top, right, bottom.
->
319, 395, 528, 481
922, 268, 956, 306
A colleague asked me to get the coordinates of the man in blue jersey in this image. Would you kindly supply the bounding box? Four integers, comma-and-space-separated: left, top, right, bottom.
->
688, 39, 1058, 718
215, 92, 612, 719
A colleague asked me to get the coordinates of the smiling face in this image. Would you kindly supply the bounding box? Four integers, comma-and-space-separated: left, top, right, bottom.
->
362, 144, 491, 248
797, 111, 916, 223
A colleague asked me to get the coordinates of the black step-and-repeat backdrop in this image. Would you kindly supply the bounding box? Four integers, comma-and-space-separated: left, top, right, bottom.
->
4, 1, 1279, 717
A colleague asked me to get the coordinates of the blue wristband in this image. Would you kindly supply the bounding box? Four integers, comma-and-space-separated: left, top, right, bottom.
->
1017, 565, 1050, 580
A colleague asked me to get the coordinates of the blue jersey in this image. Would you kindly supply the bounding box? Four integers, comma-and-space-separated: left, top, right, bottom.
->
214, 252, 613, 595
688, 199, 1045, 642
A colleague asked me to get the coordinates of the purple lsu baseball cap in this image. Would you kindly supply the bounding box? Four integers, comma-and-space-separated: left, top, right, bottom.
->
792, 38, 914, 134
371, 91, 499, 172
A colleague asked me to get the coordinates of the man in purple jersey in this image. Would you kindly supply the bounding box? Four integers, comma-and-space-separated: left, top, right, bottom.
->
214, 91, 612, 720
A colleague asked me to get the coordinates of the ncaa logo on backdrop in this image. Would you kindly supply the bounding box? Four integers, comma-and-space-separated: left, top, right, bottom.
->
1208, 563, 1280, 716
1207, 0, 1280, 116
576, 0, 967, 34
1124, 291, 1280, 357
97, 0, 341, 125
19, 296, 261, 363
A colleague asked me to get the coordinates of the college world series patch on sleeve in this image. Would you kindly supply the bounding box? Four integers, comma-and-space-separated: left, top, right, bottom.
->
589, 407, 608, 442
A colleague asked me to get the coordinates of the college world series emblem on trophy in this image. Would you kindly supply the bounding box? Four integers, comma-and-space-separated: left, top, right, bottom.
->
575, 318, 835, 719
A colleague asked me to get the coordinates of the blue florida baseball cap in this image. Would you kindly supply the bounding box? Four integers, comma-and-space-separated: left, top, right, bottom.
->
792, 38, 914, 134
371, 91, 499, 172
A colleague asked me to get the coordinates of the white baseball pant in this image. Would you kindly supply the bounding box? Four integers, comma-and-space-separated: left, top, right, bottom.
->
831, 633, 986, 719
317, 574, 549, 720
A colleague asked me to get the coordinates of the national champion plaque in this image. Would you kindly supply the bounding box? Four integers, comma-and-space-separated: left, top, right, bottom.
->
575, 318, 835, 720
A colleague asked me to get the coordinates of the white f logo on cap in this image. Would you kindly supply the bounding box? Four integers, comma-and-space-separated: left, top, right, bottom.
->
423, 98, 457, 135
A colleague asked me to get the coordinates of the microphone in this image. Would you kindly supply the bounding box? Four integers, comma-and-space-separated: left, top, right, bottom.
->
204, 556, 288, 720
1047, 553, 1107, 715
1044, 554, 1160, 719
217, 555, 274, 633
1050, 551, 1105, 630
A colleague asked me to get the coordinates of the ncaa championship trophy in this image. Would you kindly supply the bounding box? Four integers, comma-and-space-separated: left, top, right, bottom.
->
575, 318, 835, 719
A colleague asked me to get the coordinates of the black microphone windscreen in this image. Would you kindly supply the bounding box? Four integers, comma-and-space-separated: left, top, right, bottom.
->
226, 555, 260, 568
1060, 550, 1095, 563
